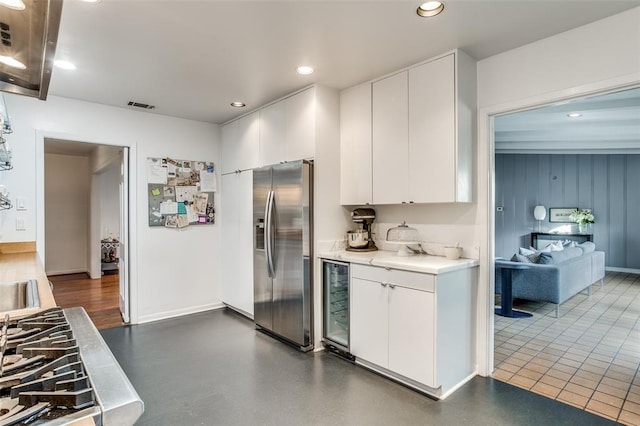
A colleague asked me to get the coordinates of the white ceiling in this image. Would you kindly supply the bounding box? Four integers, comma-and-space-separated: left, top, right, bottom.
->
47, 0, 640, 125
494, 86, 640, 153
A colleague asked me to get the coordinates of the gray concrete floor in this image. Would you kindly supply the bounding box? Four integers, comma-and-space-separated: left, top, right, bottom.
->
100, 309, 615, 425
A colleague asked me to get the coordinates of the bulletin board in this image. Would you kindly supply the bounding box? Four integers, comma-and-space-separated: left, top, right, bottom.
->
147, 157, 216, 228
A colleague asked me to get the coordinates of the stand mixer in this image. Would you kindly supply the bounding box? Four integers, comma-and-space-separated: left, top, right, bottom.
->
346, 208, 378, 252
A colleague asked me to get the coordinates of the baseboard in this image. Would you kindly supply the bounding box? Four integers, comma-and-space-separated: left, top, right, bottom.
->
606, 266, 640, 274
137, 302, 226, 324
46, 268, 88, 276
223, 304, 254, 321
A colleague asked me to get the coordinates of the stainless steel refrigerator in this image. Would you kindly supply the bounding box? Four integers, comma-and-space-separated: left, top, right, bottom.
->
253, 160, 313, 351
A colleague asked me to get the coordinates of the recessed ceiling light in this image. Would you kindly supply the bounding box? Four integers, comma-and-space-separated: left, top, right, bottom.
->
54, 60, 77, 70
0, 0, 26, 10
417, 1, 444, 17
231, 102, 246, 108
0, 55, 25, 69
567, 113, 582, 118
296, 66, 314, 75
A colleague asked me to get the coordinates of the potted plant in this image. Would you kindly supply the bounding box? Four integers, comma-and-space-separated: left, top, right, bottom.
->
570, 209, 595, 234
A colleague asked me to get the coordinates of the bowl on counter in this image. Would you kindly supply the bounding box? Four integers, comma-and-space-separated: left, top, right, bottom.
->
444, 246, 463, 260
347, 230, 369, 248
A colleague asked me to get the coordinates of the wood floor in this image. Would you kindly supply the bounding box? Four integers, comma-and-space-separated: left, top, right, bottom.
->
50, 272, 124, 330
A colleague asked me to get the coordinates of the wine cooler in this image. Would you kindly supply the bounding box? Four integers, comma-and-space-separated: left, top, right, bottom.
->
322, 260, 351, 355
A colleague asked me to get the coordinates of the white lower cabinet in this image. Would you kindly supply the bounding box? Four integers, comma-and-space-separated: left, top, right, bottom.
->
350, 263, 476, 399
350, 277, 389, 368
388, 285, 435, 387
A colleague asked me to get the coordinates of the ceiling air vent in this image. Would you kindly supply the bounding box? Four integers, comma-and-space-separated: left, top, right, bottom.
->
127, 101, 155, 110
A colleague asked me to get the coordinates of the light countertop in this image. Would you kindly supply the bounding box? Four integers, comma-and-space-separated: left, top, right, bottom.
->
318, 250, 479, 274
0, 251, 57, 319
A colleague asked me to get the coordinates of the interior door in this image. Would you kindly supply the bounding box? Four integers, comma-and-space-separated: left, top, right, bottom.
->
118, 147, 130, 322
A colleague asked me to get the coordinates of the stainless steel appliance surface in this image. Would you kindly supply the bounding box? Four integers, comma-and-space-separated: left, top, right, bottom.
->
322, 260, 352, 359
253, 160, 313, 351
0, 307, 143, 425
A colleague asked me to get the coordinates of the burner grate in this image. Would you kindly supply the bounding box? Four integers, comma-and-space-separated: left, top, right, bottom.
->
0, 308, 96, 426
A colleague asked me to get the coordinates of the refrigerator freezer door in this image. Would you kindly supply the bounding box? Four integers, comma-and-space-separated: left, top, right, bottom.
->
253, 166, 272, 331
271, 161, 312, 348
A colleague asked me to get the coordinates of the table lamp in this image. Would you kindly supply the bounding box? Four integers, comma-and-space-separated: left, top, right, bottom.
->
534, 205, 546, 231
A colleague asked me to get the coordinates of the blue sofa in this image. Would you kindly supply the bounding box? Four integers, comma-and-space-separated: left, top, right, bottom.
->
496, 243, 605, 317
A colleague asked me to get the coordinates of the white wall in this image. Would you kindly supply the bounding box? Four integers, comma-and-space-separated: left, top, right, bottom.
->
475, 7, 640, 375
3, 94, 221, 324
44, 153, 90, 275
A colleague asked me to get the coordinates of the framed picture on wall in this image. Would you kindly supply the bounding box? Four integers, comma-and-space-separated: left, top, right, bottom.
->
549, 207, 578, 223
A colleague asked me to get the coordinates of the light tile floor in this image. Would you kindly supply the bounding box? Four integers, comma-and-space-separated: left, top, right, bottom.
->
493, 272, 640, 425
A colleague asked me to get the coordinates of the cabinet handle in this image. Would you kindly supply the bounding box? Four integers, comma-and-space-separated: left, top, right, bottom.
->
388, 284, 396, 289
381, 283, 388, 287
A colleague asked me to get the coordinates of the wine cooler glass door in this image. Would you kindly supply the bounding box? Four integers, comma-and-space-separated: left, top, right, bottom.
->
323, 260, 349, 350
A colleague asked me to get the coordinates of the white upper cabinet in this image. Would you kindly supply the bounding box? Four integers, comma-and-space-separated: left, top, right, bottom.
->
340, 82, 372, 205
221, 111, 259, 174
255, 86, 316, 167
372, 71, 409, 204
340, 49, 476, 204
221, 120, 238, 175
259, 101, 285, 167
285, 87, 315, 162
409, 52, 475, 203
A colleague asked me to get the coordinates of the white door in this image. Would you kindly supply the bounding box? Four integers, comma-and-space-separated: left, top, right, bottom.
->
259, 101, 285, 166
408, 54, 455, 202
340, 82, 372, 205
285, 87, 315, 161
388, 285, 435, 386
221, 170, 254, 316
118, 148, 130, 322
372, 71, 409, 204
350, 277, 389, 367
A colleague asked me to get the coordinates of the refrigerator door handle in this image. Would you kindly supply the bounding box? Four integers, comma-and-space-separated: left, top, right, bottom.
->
265, 189, 276, 278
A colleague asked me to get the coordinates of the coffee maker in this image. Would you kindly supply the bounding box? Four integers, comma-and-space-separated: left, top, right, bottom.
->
346, 208, 378, 252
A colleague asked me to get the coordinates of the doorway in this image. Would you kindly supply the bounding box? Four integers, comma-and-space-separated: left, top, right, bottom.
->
489, 86, 640, 423
42, 138, 130, 330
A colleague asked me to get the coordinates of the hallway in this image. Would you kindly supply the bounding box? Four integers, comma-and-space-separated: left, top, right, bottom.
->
51, 272, 123, 330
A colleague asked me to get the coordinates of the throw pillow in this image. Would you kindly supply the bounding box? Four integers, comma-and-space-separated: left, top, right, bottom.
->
562, 240, 578, 248
518, 247, 541, 263
539, 247, 583, 264
540, 241, 564, 252
578, 241, 596, 253
511, 253, 534, 263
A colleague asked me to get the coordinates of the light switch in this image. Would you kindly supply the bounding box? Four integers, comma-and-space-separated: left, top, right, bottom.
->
16, 217, 26, 230
496, 206, 504, 212
16, 197, 26, 210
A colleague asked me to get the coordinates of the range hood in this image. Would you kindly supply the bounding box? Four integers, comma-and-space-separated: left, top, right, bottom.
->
0, 0, 63, 100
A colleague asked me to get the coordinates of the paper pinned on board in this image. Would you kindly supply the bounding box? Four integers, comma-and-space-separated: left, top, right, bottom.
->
199, 169, 217, 192
160, 200, 178, 215
176, 186, 197, 203
147, 158, 168, 184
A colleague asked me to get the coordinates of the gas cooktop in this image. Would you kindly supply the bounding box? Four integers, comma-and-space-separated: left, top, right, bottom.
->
0, 307, 143, 425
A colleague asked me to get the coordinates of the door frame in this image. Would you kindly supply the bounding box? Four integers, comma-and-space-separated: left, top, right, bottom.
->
36, 130, 139, 324
477, 74, 640, 377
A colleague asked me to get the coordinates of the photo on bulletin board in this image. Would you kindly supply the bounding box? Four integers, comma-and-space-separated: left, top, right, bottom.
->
147, 157, 216, 227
